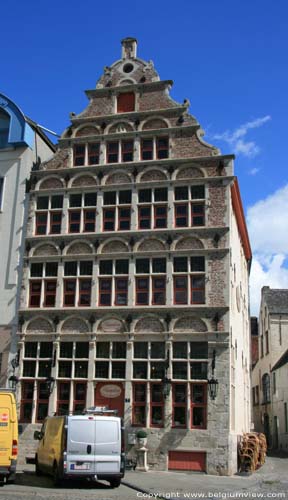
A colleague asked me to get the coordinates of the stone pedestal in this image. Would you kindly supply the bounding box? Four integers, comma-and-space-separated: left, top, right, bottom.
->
136, 445, 149, 472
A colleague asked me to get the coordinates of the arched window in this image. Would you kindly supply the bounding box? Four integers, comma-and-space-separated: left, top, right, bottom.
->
262, 373, 271, 404
0, 109, 10, 148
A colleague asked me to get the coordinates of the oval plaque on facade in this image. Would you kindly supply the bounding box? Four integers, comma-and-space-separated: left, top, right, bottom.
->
100, 319, 122, 332
100, 384, 122, 398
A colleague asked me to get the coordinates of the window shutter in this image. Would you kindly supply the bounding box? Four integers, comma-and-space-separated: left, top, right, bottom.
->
117, 92, 135, 113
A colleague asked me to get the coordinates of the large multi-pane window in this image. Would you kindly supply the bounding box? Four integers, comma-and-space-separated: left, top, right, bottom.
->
174, 185, 205, 227
138, 188, 168, 229
98, 259, 129, 306
63, 261, 92, 307
22, 341, 53, 380
29, 262, 58, 307
68, 192, 97, 233
133, 342, 166, 380
106, 140, 134, 163
135, 258, 166, 305
172, 342, 208, 382
73, 143, 100, 166
103, 190, 132, 231
58, 342, 89, 379
95, 342, 126, 379
35, 195, 63, 235
173, 256, 205, 305
141, 137, 169, 160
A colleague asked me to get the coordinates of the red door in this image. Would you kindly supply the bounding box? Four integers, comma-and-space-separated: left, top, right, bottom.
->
168, 451, 206, 472
94, 382, 124, 417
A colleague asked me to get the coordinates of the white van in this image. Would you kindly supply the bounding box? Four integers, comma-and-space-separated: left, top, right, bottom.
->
34, 407, 125, 487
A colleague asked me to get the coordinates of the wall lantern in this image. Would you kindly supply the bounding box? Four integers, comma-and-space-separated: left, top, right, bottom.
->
207, 349, 219, 400
162, 376, 172, 399
45, 376, 55, 395
8, 375, 19, 390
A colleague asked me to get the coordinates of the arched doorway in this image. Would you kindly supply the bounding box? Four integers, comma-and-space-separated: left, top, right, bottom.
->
94, 382, 124, 417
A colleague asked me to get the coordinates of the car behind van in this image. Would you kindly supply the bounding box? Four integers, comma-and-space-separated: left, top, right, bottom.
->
34, 407, 125, 487
0, 390, 18, 484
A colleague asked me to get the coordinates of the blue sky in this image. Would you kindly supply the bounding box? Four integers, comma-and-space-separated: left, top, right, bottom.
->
2, 0, 288, 314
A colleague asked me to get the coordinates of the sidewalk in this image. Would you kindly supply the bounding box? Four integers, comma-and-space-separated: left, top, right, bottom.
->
122, 455, 288, 499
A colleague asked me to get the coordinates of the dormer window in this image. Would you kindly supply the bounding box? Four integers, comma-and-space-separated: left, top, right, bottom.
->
117, 92, 135, 113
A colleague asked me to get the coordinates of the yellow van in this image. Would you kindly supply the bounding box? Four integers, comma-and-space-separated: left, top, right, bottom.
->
0, 390, 18, 484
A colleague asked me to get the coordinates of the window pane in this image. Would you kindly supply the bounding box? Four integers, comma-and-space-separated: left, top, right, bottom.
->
37, 197, 49, 210
112, 362, 126, 378
134, 406, 146, 425
119, 190, 132, 204
191, 256, 205, 272
133, 362, 147, 379
134, 342, 148, 359
174, 257, 188, 273
175, 186, 188, 200
80, 261, 93, 275
173, 342, 187, 359
23, 361, 36, 377
134, 384, 146, 402
151, 406, 163, 426
192, 384, 206, 403
154, 188, 167, 202
151, 384, 163, 403
112, 342, 126, 358
174, 407, 186, 426
51, 195, 63, 209
191, 185, 205, 199
193, 407, 205, 427
31, 263, 43, 277
136, 259, 149, 274
75, 361, 88, 378
70, 194, 82, 207
174, 384, 186, 403
58, 361, 72, 377
151, 342, 165, 359
104, 191, 116, 205
151, 362, 165, 379
152, 258, 166, 273
60, 342, 73, 358
38, 361, 51, 377
138, 189, 151, 203
96, 342, 110, 358
190, 342, 208, 359
115, 259, 129, 274
64, 262, 77, 276
173, 362, 187, 379
45, 262, 58, 277
39, 342, 53, 358
25, 342, 37, 358
84, 193, 97, 206
190, 362, 208, 379
95, 361, 109, 378
75, 342, 89, 358
99, 260, 113, 275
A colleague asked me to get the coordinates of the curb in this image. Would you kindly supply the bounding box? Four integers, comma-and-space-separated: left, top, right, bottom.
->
122, 480, 195, 500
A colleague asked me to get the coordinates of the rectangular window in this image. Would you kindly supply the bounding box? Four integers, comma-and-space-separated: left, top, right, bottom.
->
88, 143, 100, 165
122, 140, 134, 162
138, 188, 167, 229
151, 384, 164, 427
174, 186, 205, 227
156, 137, 169, 159
136, 277, 149, 305
99, 278, 112, 306
152, 276, 166, 305
73, 382, 87, 414
191, 276, 205, 304
154, 205, 167, 228
117, 92, 135, 113
191, 383, 207, 429
173, 257, 205, 305
50, 212, 62, 234
35, 212, 47, 235
141, 139, 153, 160
78, 279, 91, 306
174, 276, 188, 305
172, 384, 187, 428
99, 259, 129, 306
63, 279, 76, 306
44, 280, 57, 307
107, 142, 119, 163
84, 209, 96, 232
69, 210, 81, 233
57, 382, 70, 415
138, 206, 151, 229
29, 281, 42, 307
132, 383, 146, 426
74, 145, 85, 166
103, 208, 115, 231
35, 195, 63, 235
118, 207, 131, 230
115, 278, 128, 305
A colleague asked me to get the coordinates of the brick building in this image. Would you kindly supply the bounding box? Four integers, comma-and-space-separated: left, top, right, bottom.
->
15, 38, 251, 474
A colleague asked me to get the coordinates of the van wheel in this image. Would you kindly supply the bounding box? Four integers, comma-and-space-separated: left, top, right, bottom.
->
110, 479, 121, 488
53, 463, 62, 487
35, 457, 42, 476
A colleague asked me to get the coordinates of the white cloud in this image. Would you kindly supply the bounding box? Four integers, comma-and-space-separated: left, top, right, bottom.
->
213, 115, 271, 158
248, 167, 260, 176
247, 184, 288, 315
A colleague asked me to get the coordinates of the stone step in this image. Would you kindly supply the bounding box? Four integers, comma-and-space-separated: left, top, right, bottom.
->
18, 424, 42, 466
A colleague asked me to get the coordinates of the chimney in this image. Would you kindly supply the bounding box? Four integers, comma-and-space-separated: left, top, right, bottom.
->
121, 37, 138, 59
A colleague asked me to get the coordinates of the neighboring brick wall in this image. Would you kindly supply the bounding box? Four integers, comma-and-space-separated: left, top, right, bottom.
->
40, 148, 71, 171
207, 255, 226, 307
208, 183, 227, 227
79, 96, 113, 118
172, 131, 214, 158
139, 90, 178, 112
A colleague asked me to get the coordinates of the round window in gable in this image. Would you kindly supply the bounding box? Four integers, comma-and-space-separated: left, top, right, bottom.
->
123, 63, 134, 73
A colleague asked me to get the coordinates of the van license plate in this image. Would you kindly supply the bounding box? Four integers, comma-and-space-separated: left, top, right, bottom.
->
70, 463, 90, 470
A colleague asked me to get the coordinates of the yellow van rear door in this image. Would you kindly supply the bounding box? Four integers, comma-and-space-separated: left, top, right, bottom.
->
0, 406, 11, 466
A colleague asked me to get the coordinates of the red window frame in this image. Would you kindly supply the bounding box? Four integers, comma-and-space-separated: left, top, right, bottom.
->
138, 206, 151, 229
152, 276, 166, 305
141, 139, 153, 160
172, 383, 187, 428
44, 280, 57, 307
115, 278, 128, 306
154, 205, 167, 228
49, 211, 62, 234
174, 276, 188, 305
150, 383, 164, 428
107, 142, 119, 163
132, 383, 146, 427
57, 381, 70, 416
118, 206, 131, 230
190, 275, 205, 304
99, 278, 112, 306
73, 382, 87, 413
35, 212, 47, 235
117, 92, 135, 113
69, 210, 81, 233
191, 202, 205, 226
63, 279, 76, 307
175, 203, 188, 227
190, 383, 207, 429
156, 137, 169, 159
103, 207, 115, 231
88, 143, 100, 165
83, 209, 96, 232
29, 280, 42, 307
121, 140, 134, 162
73, 144, 85, 166
20, 381, 34, 423
78, 278, 91, 307
36, 382, 49, 423
136, 277, 149, 305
